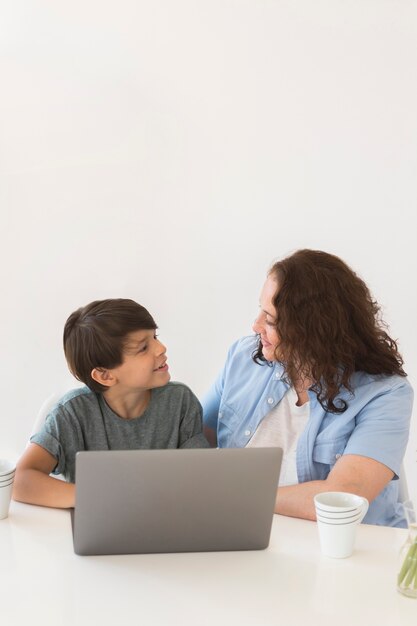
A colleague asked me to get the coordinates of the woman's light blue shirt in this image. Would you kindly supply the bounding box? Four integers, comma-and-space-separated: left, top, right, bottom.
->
202, 336, 414, 527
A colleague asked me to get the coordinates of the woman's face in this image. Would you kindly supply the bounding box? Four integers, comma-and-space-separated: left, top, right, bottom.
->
252, 274, 280, 361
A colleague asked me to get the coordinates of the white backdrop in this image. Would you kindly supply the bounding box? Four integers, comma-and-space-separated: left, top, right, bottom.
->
1, 1, 416, 506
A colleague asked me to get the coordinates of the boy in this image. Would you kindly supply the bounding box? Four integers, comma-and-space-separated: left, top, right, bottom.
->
13, 299, 208, 508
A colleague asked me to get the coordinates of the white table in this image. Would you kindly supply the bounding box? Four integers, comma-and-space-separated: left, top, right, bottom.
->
0, 501, 415, 626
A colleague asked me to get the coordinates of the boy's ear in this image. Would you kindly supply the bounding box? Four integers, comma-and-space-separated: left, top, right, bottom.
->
91, 367, 117, 388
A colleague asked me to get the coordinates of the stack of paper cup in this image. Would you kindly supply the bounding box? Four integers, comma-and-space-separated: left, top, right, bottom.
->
0, 459, 16, 520
314, 492, 369, 558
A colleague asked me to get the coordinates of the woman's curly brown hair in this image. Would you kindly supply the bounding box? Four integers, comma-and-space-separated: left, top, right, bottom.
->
253, 249, 406, 413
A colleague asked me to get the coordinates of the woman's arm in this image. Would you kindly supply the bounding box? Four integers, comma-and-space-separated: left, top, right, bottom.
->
13, 443, 75, 509
274, 454, 394, 520
203, 426, 217, 447
277, 376, 413, 520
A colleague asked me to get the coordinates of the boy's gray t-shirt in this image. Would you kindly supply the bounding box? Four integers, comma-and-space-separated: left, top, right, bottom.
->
30, 382, 209, 483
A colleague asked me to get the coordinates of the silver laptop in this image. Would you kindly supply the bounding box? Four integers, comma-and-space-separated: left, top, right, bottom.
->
72, 447, 282, 556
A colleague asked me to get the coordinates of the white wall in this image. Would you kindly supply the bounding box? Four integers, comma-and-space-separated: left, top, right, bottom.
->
1, 1, 416, 505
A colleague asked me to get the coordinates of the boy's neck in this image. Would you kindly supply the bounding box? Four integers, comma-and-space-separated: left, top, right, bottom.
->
102, 388, 151, 419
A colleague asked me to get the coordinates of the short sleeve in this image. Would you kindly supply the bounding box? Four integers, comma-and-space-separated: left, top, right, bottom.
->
343, 379, 413, 477
178, 388, 210, 449
30, 404, 84, 479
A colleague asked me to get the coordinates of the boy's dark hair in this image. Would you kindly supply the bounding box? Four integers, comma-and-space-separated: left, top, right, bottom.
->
63, 299, 157, 393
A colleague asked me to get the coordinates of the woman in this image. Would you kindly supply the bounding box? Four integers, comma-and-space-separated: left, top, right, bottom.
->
202, 249, 413, 527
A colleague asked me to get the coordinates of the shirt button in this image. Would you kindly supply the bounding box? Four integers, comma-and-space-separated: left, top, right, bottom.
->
267, 397, 274, 405
275, 372, 280, 379
335, 453, 341, 460
245, 430, 251, 436
218, 411, 223, 419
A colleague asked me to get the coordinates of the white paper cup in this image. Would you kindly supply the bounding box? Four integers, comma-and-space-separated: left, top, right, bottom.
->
0, 480, 14, 520
0, 471, 15, 483
0, 477, 14, 487
0, 459, 16, 477
316, 517, 359, 558
314, 492, 369, 558
315, 505, 357, 517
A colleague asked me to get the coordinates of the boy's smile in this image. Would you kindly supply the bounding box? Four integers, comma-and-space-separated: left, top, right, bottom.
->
154, 360, 169, 372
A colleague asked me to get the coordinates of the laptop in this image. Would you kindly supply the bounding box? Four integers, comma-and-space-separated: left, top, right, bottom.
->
72, 447, 283, 556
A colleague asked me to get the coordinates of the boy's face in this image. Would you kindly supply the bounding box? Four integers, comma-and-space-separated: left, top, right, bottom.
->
108, 329, 170, 391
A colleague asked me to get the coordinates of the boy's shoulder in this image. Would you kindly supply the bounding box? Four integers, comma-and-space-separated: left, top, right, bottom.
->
53, 386, 99, 415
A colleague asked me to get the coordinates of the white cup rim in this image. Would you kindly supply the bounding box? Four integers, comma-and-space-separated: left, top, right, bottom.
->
314, 491, 366, 512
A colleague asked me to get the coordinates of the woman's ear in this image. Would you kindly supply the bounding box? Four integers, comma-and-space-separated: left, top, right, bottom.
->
91, 367, 117, 388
